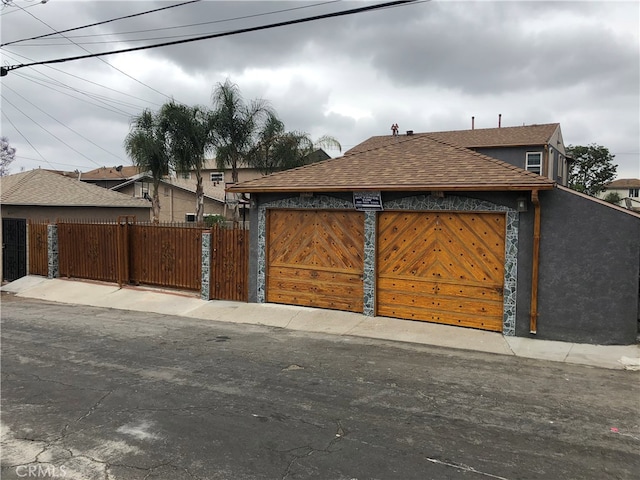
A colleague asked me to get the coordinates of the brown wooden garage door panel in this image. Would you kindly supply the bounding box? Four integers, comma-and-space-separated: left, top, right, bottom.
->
377, 211, 506, 331
267, 209, 364, 313
377, 303, 503, 331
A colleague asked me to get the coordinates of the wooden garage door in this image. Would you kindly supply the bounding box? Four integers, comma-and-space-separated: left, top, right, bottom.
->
267, 209, 364, 312
377, 211, 505, 331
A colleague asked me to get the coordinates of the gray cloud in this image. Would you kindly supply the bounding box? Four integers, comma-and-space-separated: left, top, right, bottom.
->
1, 1, 638, 178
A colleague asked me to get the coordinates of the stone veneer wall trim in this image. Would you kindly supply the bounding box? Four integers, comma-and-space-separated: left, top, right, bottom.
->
201, 232, 211, 300
257, 194, 518, 335
47, 224, 58, 279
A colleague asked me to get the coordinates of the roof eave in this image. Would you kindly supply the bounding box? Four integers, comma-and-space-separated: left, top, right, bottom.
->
227, 183, 556, 194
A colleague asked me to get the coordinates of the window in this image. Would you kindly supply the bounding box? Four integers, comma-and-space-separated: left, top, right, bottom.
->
526, 152, 542, 175
181, 172, 191, 180
629, 189, 639, 198
210, 172, 224, 183
185, 213, 196, 222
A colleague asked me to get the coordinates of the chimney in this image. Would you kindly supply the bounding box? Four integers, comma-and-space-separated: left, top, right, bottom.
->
472, 116, 475, 130
498, 114, 502, 128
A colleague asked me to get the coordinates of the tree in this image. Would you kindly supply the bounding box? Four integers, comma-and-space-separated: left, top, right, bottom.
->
124, 109, 170, 223
1, 136, 16, 177
249, 123, 341, 175
159, 101, 213, 223
603, 192, 622, 205
210, 79, 274, 185
567, 144, 617, 196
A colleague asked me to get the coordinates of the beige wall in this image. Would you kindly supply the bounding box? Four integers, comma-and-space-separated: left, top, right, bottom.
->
118, 183, 225, 222
1, 205, 151, 222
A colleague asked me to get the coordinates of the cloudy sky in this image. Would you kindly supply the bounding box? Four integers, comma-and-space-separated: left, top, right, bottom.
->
1, 0, 638, 179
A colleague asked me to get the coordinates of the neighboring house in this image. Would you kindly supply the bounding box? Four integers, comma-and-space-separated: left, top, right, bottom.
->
1, 168, 151, 282
112, 174, 226, 223
348, 123, 569, 186
79, 165, 141, 189
598, 178, 640, 211
228, 126, 640, 345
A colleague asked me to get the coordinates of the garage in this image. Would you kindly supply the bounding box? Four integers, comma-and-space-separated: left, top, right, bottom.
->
266, 209, 365, 313
376, 211, 506, 331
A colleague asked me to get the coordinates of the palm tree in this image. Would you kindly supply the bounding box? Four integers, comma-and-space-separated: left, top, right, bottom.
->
210, 79, 274, 184
124, 109, 170, 223
158, 101, 214, 223
249, 122, 342, 175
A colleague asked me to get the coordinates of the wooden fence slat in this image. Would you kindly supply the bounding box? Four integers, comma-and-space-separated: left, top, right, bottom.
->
27, 220, 48, 276
209, 225, 249, 302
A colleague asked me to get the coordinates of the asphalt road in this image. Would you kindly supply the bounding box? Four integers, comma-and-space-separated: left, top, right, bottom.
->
1, 293, 639, 480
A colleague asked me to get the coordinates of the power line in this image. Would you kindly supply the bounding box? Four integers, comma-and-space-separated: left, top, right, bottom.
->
3, 2, 178, 100
2, 49, 164, 110
2, 95, 103, 167
2, 1, 339, 46
1, 109, 58, 171
1, 0, 419, 76
1, 0, 202, 47
3, 84, 126, 162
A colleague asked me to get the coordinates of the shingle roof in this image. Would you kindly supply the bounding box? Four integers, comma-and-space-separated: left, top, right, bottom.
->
605, 178, 640, 189
1, 169, 152, 208
81, 165, 140, 180
227, 135, 555, 193
346, 123, 560, 155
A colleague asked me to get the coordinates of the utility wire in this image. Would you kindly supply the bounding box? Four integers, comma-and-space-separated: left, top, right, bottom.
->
11, 73, 136, 116
3, 84, 126, 161
3, 2, 178, 101
2, 95, 103, 167
1, 0, 418, 75
2, 49, 164, 109
1, 0, 202, 46
1, 109, 58, 171
2, 0, 339, 46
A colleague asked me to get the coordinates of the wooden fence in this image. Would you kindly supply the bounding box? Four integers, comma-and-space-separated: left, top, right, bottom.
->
28, 220, 49, 276
48, 219, 249, 301
130, 223, 203, 291
210, 225, 249, 302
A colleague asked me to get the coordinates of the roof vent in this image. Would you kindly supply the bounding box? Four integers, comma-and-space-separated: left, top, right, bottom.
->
406, 130, 414, 136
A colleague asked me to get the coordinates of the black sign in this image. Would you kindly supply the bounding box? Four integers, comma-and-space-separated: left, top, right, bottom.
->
353, 191, 383, 211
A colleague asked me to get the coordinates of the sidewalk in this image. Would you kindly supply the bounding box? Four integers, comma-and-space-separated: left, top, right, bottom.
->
2, 275, 639, 371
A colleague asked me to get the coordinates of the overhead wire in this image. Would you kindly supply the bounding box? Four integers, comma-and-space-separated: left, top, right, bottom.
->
1, 0, 419, 74
1, 95, 104, 167
1, 110, 58, 171
3, 84, 126, 162
4, 2, 179, 101
0, 0, 202, 46
2, 0, 339, 46
2, 49, 163, 110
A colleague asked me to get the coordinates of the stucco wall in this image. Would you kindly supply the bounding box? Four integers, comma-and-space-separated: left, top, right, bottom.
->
117, 183, 224, 222
517, 188, 639, 344
0, 205, 151, 222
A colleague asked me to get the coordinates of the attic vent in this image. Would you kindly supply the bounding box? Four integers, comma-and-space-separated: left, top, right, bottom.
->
406, 130, 414, 136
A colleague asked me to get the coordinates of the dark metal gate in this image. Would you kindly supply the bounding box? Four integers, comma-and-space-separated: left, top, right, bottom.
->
2, 218, 27, 282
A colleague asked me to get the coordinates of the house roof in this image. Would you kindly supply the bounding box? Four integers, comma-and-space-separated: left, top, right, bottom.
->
81, 165, 140, 180
605, 178, 640, 189
1, 169, 151, 208
227, 134, 555, 194
346, 123, 560, 155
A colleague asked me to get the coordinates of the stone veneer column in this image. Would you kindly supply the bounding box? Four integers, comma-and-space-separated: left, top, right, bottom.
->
47, 224, 58, 279
362, 211, 376, 316
201, 232, 211, 300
